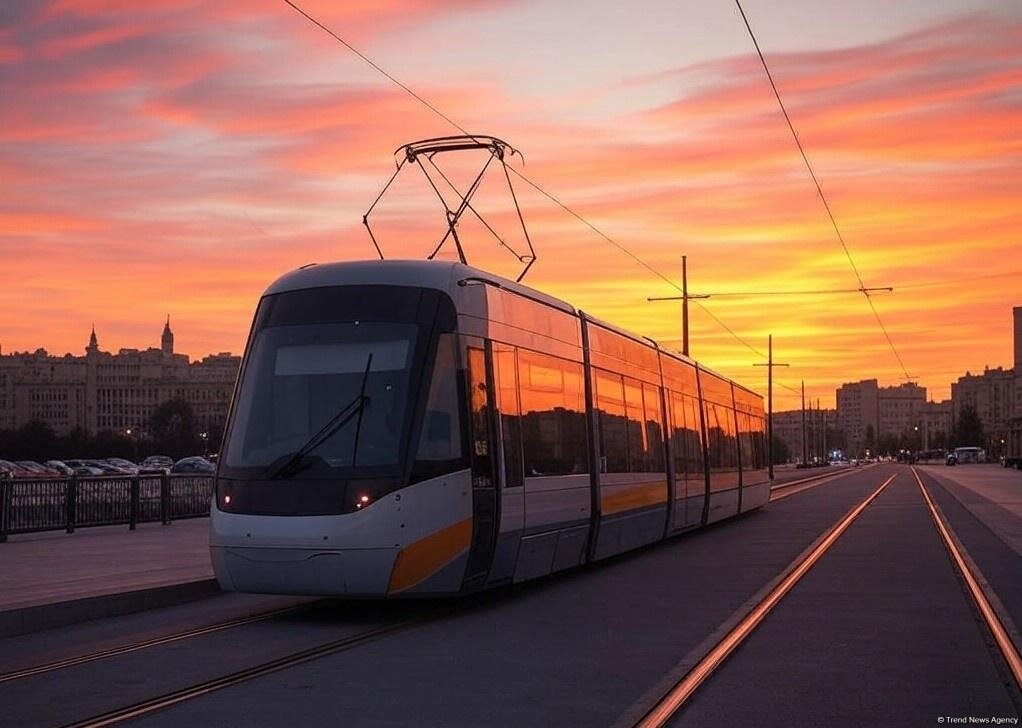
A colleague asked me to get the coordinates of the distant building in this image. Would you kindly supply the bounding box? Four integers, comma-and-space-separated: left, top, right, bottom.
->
1014, 306, 1022, 373
836, 379, 927, 455
952, 367, 1014, 449
0, 321, 240, 437
771, 408, 837, 462
1014, 306, 1022, 430
917, 400, 953, 450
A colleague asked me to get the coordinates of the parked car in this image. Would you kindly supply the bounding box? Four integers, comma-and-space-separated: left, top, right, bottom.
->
82, 459, 132, 475
44, 460, 76, 476
15, 460, 62, 477
0, 459, 33, 478
104, 457, 139, 473
139, 455, 174, 474
171, 456, 215, 474
63, 459, 108, 476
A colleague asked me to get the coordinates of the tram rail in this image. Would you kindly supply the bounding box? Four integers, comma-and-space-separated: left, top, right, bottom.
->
0, 603, 313, 684
768, 462, 878, 503
631, 472, 897, 727
60, 616, 438, 728
912, 466, 1022, 692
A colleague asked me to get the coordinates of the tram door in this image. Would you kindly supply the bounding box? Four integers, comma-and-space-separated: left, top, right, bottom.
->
462, 343, 499, 590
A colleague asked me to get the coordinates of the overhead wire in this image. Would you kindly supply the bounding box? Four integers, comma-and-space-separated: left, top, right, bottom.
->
281, 0, 800, 394
734, 0, 912, 383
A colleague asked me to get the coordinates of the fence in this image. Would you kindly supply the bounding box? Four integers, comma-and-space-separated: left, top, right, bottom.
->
0, 473, 213, 542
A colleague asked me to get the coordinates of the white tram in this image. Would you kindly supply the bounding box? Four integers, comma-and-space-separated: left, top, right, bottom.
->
210, 260, 770, 596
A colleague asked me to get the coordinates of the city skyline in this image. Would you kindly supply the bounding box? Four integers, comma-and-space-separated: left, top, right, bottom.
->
2, 1, 1021, 411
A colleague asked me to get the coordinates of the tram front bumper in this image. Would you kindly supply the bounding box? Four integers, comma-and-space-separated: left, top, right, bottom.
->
211, 544, 398, 597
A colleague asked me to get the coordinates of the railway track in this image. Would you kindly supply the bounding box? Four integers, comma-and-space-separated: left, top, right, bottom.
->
61, 617, 438, 728
768, 462, 878, 503
631, 472, 897, 727
0, 603, 313, 685
912, 466, 1022, 691
629, 467, 1022, 727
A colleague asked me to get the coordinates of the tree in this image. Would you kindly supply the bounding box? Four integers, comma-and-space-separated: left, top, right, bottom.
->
864, 424, 876, 456
14, 420, 57, 461
878, 433, 900, 456
149, 399, 198, 458
953, 404, 984, 448
770, 433, 791, 465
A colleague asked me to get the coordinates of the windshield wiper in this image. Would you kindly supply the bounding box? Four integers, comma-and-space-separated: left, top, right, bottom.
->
269, 354, 373, 479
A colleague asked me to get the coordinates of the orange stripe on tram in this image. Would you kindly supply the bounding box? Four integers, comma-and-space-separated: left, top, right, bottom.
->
388, 517, 473, 594
602, 482, 668, 516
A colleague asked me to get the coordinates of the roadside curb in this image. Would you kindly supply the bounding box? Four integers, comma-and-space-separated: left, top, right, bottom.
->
0, 578, 221, 638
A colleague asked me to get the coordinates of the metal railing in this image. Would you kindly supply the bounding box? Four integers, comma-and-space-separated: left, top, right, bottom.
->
0, 473, 213, 542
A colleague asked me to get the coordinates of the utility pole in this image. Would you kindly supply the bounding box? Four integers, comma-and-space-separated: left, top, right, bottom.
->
646, 255, 710, 357
797, 384, 805, 464
819, 400, 825, 460
753, 334, 789, 479
817, 400, 825, 458
681, 256, 689, 357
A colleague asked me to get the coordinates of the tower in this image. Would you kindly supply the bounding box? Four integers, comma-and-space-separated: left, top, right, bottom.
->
161, 315, 174, 356
1014, 306, 1021, 370
86, 324, 99, 355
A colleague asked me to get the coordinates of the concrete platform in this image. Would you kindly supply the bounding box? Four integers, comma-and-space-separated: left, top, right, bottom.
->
917, 463, 1022, 557
0, 518, 214, 636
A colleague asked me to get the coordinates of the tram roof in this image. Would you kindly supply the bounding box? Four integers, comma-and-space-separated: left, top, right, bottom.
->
264, 259, 760, 401
264, 259, 574, 313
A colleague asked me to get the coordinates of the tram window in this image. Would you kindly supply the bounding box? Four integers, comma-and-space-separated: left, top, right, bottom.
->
737, 412, 754, 470
642, 382, 666, 472
517, 350, 588, 476
597, 371, 665, 474
685, 396, 704, 475
669, 391, 686, 476
705, 403, 738, 472
222, 321, 420, 471
415, 334, 464, 466
752, 416, 766, 468
623, 379, 646, 470
595, 371, 628, 472
494, 345, 523, 488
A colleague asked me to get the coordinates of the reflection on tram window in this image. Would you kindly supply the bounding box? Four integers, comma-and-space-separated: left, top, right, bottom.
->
516, 349, 588, 477
669, 391, 704, 477
493, 345, 524, 488
642, 382, 666, 472
595, 370, 665, 473
223, 322, 419, 470
595, 371, 627, 472
705, 402, 739, 473
413, 334, 466, 479
737, 412, 755, 470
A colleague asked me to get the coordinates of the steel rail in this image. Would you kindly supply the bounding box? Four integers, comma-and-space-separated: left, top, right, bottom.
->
61, 617, 435, 728
0, 603, 313, 684
911, 467, 1022, 691
769, 462, 878, 503
635, 472, 897, 727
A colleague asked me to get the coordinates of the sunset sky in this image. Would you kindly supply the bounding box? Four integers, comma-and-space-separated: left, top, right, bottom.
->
2, 0, 1020, 410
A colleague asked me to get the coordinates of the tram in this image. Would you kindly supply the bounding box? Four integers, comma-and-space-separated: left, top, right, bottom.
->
210, 260, 769, 597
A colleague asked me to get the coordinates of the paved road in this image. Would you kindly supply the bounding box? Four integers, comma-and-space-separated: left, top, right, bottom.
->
2, 464, 1018, 727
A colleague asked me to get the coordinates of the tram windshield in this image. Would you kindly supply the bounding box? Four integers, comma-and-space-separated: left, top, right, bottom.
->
224, 321, 418, 472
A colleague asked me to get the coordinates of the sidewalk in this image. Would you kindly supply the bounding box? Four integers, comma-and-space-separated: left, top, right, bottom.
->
0, 518, 215, 636
917, 463, 1022, 557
